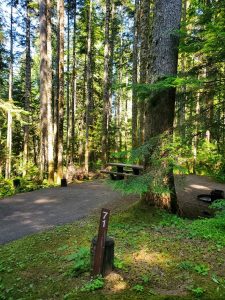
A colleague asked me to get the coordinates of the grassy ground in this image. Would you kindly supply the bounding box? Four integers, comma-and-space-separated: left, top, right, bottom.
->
0, 201, 225, 300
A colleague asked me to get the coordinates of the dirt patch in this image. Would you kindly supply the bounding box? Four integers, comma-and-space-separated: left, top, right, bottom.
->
175, 174, 225, 218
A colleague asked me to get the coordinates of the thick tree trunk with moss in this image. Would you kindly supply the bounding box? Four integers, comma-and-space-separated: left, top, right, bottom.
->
144, 0, 182, 213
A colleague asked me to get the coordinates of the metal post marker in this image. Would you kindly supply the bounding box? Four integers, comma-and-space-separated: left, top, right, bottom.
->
92, 208, 110, 276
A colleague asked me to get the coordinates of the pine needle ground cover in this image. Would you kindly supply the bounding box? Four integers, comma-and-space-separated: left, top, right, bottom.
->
0, 202, 225, 300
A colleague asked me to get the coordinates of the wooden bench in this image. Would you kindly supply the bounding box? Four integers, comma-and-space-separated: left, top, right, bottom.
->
100, 162, 144, 180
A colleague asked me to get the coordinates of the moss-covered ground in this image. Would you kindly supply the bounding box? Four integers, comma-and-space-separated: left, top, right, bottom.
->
0, 201, 224, 299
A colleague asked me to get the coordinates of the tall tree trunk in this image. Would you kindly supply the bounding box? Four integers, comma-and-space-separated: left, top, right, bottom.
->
56, 0, 65, 182
192, 92, 200, 174
39, 0, 48, 179
5, 2, 13, 179
66, 1, 70, 166
116, 32, 123, 153
178, 0, 187, 139
47, 0, 54, 183
102, 0, 112, 165
71, 0, 77, 163
23, 0, 31, 177
139, 0, 150, 145
107, 0, 115, 161
84, 0, 93, 174
132, 0, 139, 149
144, 0, 182, 213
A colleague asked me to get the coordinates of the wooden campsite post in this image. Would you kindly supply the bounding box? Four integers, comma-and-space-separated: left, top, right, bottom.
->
92, 208, 112, 276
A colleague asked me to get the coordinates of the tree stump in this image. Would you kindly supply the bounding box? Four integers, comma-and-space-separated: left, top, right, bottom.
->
90, 236, 114, 277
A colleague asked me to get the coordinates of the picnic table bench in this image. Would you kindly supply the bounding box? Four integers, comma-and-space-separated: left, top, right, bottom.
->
101, 162, 144, 180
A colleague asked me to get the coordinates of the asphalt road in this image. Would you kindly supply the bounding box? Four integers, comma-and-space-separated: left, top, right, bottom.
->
0, 180, 122, 244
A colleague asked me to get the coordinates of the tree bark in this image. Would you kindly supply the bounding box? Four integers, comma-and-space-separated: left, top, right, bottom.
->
139, 0, 151, 145
47, 0, 54, 183
5, 2, 13, 179
132, 0, 139, 149
144, 0, 182, 213
66, 1, 70, 166
102, 0, 112, 165
23, 0, 31, 177
39, 0, 48, 179
56, 0, 65, 182
84, 0, 93, 174
71, 0, 77, 163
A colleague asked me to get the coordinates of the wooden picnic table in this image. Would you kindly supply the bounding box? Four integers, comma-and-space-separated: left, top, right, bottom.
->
101, 162, 144, 180
106, 162, 144, 175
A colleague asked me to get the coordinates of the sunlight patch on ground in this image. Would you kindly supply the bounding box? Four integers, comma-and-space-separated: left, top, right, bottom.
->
21, 220, 32, 224
132, 248, 169, 266
34, 199, 58, 204
105, 272, 127, 292
189, 184, 210, 190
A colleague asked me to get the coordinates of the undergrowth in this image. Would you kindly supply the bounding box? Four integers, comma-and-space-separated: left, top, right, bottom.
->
0, 201, 224, 299
0, 177, 56, 199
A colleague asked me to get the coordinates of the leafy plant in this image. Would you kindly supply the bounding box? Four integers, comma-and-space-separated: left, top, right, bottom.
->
132, 284, 144, 292
210, 200, 225, 216
66, 247, 90, 277
190, 286, 205, 298
178, 260, 193, 271
80, 276, 104, 292
114, 257, 125, 270
194, 264, 209, 276
0, 179, 14, 198
141, 274, 150, 284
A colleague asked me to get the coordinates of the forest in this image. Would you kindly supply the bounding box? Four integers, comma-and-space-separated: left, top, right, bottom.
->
0, 0, 225, 205
0, 1, 225, 299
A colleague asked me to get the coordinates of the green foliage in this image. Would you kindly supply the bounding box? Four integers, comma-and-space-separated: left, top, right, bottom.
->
110, 174, 152, 195
141, 274, 150, 284
0, 167, 56, 199
111, 132, 225, 199
194, 264, 209, 276
210, 200, 225, 215
178, 261, 209, 275
0, 201, 225, 299
0, 179, 14, 198
178, 261, 193, 271
132, 284, 144, 293
110, 134, 175, 197
0, 99, 29, 124
66, 247, 90, 277
189, 287, 205, 298
193, 141, 223, 177
114, 257, 125, 270
159, 212, 186, 228
187, 215, 225, 246
80, 276, 104, 292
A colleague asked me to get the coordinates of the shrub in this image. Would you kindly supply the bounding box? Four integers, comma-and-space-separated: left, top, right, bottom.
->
0, 179, 14, 198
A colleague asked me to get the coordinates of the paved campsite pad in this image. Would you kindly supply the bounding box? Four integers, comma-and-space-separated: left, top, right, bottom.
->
0, 175, 224, 244
176, 174, 225, 218
0, 180, 130, 244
